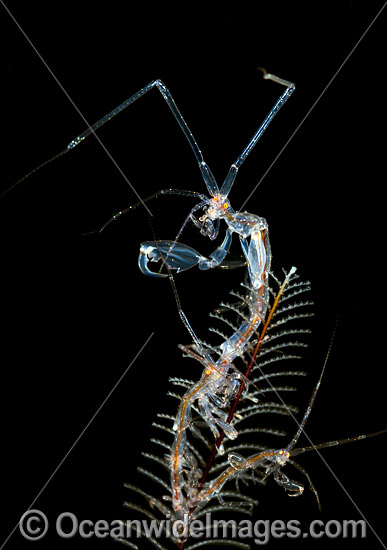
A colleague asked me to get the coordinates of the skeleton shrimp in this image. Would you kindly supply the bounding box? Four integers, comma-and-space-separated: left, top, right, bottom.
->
133, 70, 294, 290
167, 266, 304, 519
3, 68, 293, 297
185, 332, 387, 519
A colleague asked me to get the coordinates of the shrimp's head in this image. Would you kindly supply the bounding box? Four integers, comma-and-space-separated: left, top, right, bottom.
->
206, 194, 233, 219
198, 195, 233, 239
276, 449, 290, 466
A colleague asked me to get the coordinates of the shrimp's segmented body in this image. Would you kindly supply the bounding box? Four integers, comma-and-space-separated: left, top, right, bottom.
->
169, 269, 270, 516
168, 264, 307, 519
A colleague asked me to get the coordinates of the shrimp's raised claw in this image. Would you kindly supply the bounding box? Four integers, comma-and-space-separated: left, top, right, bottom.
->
138, 241, 205, 277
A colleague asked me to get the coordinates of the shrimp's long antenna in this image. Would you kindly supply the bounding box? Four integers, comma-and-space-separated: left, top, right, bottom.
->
290, 429, 387, 457
286, 319, 339, 452
97, 188, 208, 234
0, 148, 68, 198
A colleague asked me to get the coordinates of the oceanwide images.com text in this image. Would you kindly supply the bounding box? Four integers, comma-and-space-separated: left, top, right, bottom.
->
19, 509, 367, 545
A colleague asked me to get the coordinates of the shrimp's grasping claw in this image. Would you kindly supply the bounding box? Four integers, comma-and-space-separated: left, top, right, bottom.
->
138, 240, 205, 276
138, 243, 168, 277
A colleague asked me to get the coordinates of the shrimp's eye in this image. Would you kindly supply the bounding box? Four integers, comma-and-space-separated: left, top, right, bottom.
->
279, 450, 284, 455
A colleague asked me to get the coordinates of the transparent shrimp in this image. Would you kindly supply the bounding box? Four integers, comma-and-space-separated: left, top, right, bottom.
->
166, 266, 303, 519
190, 345, 387, 517
136, 70, 294, 287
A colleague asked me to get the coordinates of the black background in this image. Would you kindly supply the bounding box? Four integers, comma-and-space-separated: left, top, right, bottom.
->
1, 2, 386, 549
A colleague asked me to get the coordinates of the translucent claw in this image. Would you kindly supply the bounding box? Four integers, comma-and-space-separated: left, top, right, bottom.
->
138, 243, 168, 277
138, 240, 205, 276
